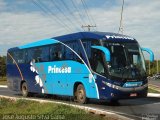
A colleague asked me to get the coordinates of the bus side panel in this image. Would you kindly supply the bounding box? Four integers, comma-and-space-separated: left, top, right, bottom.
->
66, 73, 99, 99
21, 64, 43, 93
7, 64, 21, 91
95, 75, 112, 100
30, 61, 99, 99
7, 63, 43, 93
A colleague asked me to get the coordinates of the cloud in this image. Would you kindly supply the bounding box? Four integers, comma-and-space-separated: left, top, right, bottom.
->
0, 0, 6, 10
88, 0, 160, 59
0, 12, 72, 55
0, 0, 160, 59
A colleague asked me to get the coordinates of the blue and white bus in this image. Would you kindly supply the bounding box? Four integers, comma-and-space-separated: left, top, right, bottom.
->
7, 32, 154, 104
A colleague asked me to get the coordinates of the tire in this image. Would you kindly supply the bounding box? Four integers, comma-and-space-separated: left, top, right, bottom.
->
76, 84, 87, 104
21, 82, 30, 97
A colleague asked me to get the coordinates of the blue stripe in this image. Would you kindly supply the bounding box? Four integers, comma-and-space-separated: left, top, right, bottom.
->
19, 39, 58, 49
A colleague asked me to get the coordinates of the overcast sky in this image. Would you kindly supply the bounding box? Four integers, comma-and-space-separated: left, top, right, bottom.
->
0, 0, 160, 59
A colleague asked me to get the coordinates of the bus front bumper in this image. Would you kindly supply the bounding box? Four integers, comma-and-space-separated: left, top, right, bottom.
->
101, 83, 148, 100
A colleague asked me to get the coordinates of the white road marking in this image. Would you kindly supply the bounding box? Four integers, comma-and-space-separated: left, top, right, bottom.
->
148, 93, 160, 97
0, 85, 7, 88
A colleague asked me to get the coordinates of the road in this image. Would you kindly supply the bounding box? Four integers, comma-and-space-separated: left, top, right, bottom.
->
0, 87, 160, 120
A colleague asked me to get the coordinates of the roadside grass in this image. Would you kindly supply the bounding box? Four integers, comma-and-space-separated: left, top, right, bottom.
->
0, 98, 109, 120
148, 87, 160, 93
0, 77, 7, 85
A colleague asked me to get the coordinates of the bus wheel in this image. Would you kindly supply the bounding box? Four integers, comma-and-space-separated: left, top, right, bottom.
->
21, 82, 30, 97
76, 84, 87, 104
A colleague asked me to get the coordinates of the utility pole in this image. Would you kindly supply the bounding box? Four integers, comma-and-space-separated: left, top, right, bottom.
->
118, 0, 124, 34
82, 25, 96, 31
157, 59, 159, 74
149, 61, 151, 75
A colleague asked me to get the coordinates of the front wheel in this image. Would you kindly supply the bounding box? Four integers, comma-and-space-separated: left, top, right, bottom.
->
21, 82, 30, 97
76, 84, 88, 104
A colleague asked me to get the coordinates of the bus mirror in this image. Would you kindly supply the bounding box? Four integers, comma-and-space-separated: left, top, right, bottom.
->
91, 46, 111, 62
141, 47, 154, 62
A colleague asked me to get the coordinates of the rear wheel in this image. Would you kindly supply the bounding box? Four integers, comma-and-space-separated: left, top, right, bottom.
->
76, 84, 87, 104
21, 82, 30, 97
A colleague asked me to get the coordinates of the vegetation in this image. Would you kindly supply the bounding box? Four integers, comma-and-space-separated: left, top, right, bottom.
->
0, 56, 6, 78
145, 60, 160, 76
0, 98, 108, 120
148, 87, 160, 93
0, 77, 7, 85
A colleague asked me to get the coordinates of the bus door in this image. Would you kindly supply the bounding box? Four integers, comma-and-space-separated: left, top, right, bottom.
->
49, 43, 68, 95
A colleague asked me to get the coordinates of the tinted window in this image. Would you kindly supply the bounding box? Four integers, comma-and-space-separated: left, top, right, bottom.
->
40, 46, 49, 62
50, 44, 64, 61
27, 46, 49, 63
82, 39, 100, 59
90, 49, 105, 75
49, 41, 82, 63
65, 41, 82, 62
13, 50, 25, 64
7, 52, 14, 64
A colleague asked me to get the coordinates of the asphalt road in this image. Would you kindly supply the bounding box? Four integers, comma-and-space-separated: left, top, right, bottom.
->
0, 87, 160, 120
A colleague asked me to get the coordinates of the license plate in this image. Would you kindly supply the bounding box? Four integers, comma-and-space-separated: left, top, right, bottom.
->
130, 93, 137, 97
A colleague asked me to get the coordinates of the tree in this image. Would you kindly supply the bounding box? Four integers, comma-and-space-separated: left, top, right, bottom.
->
145, 60, 160, 76
0, 56, 6, 78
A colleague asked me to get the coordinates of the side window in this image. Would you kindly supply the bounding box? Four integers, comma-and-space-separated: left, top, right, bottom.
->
27, 46, 49, 63
49, 42, 82, 63
65, 42, 82, 62
65, 43, 74, 60
82, 39, 100, 60
90, 49, 105, 75
13, 50, 25, 64
32, 47, 42, 63
27, 48, 34, 63
40, 46, 49, 62
82, 41, 91, 58
50, 44, 64, 61
7, 52, 14, 64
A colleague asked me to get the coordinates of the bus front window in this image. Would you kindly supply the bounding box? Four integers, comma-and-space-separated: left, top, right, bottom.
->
107, 44, 128, 78
103, 42, 146, 80
126, 43, 146, 78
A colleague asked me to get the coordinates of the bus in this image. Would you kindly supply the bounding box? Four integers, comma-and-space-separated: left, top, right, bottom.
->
7, 32, 154, 104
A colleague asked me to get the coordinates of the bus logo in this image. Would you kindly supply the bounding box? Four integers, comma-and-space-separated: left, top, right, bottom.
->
48, 65, 71, 74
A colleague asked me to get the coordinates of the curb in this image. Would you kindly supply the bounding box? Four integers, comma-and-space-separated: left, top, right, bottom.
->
0, 85, 7, 88
0, 95, 131, 120
148, 93, 160, 97
0, 86, 160, 98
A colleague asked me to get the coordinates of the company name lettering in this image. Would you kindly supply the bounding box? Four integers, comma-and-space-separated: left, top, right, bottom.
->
48, 65, 71, 73
106, 35, 134, 40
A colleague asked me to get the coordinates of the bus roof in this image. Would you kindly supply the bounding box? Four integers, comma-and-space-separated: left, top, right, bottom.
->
8, 32, 136, 51
53, 31, 135, 41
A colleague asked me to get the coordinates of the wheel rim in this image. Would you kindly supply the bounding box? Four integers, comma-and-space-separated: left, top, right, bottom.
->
22, 85, 27, 95
78, 88, 85, 101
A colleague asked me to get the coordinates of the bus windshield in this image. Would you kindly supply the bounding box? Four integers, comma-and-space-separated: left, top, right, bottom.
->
103, 42, 146, 79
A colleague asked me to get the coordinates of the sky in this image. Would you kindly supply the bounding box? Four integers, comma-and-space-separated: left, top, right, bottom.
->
0, 0, 160, 59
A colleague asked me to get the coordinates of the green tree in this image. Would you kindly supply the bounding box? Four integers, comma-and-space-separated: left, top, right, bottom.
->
0, 56, 6, 78
145, 60, 160, 76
